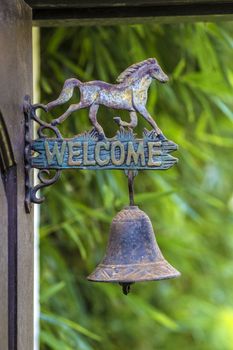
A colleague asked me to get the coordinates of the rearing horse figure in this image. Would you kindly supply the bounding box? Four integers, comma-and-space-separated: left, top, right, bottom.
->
47, 58, 169, 140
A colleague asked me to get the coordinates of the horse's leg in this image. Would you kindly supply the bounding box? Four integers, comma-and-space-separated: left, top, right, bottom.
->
135, 106, 165, 139
114, 111, 138, 129
51, 102, 88, 125
89, 104, 105, 139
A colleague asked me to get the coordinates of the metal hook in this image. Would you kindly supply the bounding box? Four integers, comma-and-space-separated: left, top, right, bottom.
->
125, 170, 138, 206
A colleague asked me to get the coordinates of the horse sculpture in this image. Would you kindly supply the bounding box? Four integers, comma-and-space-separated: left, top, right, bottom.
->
46, 58, 169, 140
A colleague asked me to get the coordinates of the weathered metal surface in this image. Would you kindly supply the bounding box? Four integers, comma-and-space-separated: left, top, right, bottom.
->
24, 58, 178, 209
46, 58, 168, 139
23, 58, 180, 296
87, 205, 180, 294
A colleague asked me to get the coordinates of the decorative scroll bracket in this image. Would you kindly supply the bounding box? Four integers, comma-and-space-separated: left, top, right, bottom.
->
24, 95, 62, 213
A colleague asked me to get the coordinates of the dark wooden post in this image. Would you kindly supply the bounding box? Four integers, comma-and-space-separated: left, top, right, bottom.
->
0, 1, 33, 349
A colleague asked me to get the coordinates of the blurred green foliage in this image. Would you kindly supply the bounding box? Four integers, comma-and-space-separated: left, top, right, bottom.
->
39, 22, 233, 350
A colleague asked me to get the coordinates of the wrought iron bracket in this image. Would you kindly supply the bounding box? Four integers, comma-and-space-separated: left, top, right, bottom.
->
24, 95, 62, 213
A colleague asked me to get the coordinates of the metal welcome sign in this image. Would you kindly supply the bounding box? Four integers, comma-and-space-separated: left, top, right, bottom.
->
31, 129, 177, 170
24, 58, 180, 294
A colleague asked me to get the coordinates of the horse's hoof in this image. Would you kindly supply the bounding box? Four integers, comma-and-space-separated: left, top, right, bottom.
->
42, 104, 49, 112
36, 104, 48, 112
51, 119, 59, 126
98, 133, 106, 141
157, 133, 167, 141
114, 117, 121, 126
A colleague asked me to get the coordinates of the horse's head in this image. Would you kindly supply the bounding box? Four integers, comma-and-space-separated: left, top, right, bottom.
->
148, 58, 169, 83
116, 58, 169, 85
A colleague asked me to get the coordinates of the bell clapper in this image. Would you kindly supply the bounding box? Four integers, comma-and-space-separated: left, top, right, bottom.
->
119, 282, 133, 295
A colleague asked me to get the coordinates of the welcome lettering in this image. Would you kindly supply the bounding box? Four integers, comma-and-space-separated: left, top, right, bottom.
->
34, 138, 176, 170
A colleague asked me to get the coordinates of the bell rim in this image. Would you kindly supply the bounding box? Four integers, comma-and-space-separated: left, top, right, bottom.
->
87, 260, 181, 283
87, 273, 181, 283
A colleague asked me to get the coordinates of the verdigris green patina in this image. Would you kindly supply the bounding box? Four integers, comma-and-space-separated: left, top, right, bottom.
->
31, 129, 177, 170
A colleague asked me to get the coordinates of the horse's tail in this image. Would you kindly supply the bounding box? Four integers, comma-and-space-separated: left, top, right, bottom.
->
47, 78, 81, 111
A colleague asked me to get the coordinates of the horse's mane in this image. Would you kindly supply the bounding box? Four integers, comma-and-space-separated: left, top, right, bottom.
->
116, 58, 156, 83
